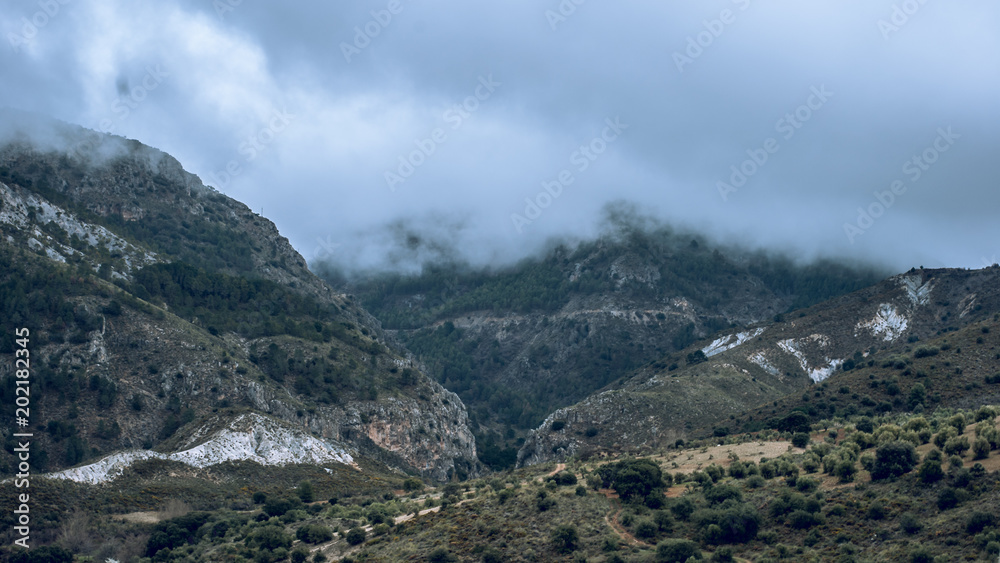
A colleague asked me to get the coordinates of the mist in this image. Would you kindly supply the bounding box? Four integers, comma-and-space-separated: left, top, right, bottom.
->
2, 0, 999, 274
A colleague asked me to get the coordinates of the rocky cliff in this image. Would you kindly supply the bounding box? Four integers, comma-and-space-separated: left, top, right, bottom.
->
0, 114, 480, 482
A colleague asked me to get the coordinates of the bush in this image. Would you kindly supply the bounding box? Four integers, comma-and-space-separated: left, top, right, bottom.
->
426, 547, 457, 562
8, 546, 74, 563
550, 525, 579, 553
973, 437, 991, 460
705, 484, 742, 505
247, 526, 293, 551
918, 457, 944, 483
635, 519, 658, 539
402, 477, 424, 491
909, 547, 935, 563
966, 511, 995, 535
900, 512, 922, 534
297, 480, 315, 503
263, 497, 302, 517
792, 433, 811, 448
252, 491, 267, 504
937, 488, 962, 511
871, 441, 918, 480
598, 458, 666, 501
657, 538, 702, 562
788, 510, 823, 529
296, 523, 333, 544
345, 527, 366, 545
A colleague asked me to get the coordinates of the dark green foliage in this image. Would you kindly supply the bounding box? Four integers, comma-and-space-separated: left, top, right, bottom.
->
345, 527, 366, 545
671, 497, 695, 521
871, 441, 918, 480
909, 546, 935, 563
598, 458, 666, 501
263, 497, 302, 517
550, 524, 579, 553
253, 491, 267, 504
919, 457, 944, 483
145, 512, 213, 556
704, 484, 742, 505
899, 512, 922, 534
247, 525, 293, 551
402, 477, 424, 492
694, 505, 761, 544
296, 523, 333, 544
791, 432, 811, 448
656, 538, 702, 562
937, 488, 963, 511
788, 509, 824, 529
427, 547, 458, 562
297, 480, 314, 503
966, 511, 995, 535
133, 262, 337, 340
775, 411, 811, 433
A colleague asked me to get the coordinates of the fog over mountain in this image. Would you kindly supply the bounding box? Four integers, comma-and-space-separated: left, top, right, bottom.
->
3, 0, 998, 272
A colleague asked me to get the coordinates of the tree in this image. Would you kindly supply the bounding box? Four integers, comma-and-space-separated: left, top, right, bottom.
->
657, 538, 702, 562
871, 441, 918, 480
551, 525, 579, 553
297, 480, 315, 503
791, 432, 811, 448
345, 527, 366, 545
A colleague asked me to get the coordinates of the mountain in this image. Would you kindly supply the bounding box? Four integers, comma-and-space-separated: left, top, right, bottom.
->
325, 222, 886, 468
0, 112, 480, 484
517, 266, 1000, 466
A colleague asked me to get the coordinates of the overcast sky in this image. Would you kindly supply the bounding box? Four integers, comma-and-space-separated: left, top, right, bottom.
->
2, 0, 998, 273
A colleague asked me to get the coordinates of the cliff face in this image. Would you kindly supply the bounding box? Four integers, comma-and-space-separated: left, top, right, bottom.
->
517, 267, 1000, 466
0, 115, 479, 482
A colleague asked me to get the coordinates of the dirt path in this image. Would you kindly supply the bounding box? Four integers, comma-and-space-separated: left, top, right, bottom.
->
541, 462, 567, 481
598, 490, 650, 548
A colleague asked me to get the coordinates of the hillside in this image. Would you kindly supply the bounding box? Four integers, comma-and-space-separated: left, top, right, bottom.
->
517, 267, 1000, 466
324, 224, 886, 468
0, 113, 480, 485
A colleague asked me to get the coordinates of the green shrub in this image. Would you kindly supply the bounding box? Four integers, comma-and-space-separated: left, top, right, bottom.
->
937, 488, 962, 511
657, 538, 702, 562
252, 491, 267, 504
792, 433, 811, 448
402, 477, 424, 491
427, 547, 458, 562
345, 527, 366, 545
900, 512, 923, 534
871, 441, 918, 480
788, 509, 823, 529
296, 523, 333, 544
550, 525, 579, 553
967, 511, 996, 535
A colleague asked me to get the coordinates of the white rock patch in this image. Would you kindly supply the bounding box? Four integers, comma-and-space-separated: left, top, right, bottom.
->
899, 275, 933, 306
748, 352, 781, 376
856, 304, 908, 341
702, 328, 766, 358
45, 414, 353, 485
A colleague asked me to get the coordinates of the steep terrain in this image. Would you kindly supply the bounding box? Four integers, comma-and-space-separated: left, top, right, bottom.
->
328, 225, 885, 467
518, 267, 1000, 466
0, 112, 480, 483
